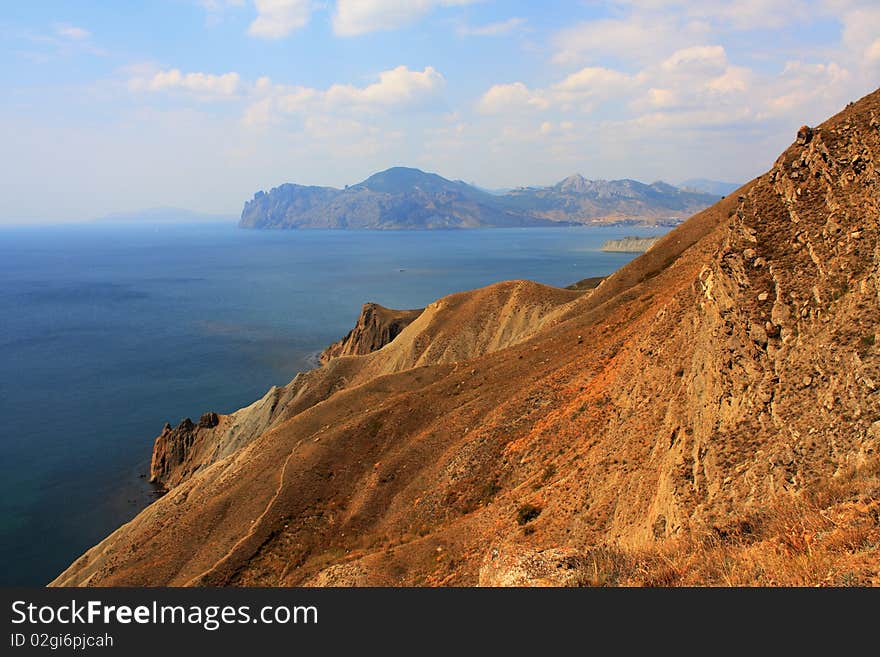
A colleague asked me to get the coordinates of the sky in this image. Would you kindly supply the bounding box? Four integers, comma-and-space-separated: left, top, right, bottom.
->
1, 0, 878, 223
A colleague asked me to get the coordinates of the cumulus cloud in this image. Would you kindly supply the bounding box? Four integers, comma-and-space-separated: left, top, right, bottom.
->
333, 0, 478, 36
478, 67, 636, 115
760, 61, 853, 119
644, 87, 678, 109
627, 46, 756, 115
475, 40, 813, 135
706, 66, 750, 94
659, 45, 727, 76
129, 69, 242, 98
325, 65, 445, 108
552, 17, 708, 65
248, 0, 311, 39
243, 65, 446, 126
553, 67, 636, 97
551, 2, 817, 66
477, 82, 549, 114
839, 5, 880, 63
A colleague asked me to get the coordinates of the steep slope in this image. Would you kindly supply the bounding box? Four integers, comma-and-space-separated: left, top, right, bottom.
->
238, 167, 719, 229
54, 90, 880, 586
145, 280, 580, 491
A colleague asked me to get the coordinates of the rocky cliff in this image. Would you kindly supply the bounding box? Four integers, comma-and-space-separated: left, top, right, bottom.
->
150, 413, 220, 489
53, 89, 880, 587
601, 236, 660, 253
320, 303, 423, 365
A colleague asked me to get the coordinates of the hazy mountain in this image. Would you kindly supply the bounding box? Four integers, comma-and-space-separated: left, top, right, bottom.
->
240, 167, 561, 229
497, 175, 718, 225
94, 207, 236, 224
239, 167, 720, 229
678, 178, 742, 196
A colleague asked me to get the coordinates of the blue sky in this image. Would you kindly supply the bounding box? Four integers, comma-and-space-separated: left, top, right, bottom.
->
1, 0, 878, 222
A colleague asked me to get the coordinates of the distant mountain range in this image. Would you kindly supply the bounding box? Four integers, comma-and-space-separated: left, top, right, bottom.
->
95, 207, 237, 224
239, 167, 722, 230
678, 178, 742, 196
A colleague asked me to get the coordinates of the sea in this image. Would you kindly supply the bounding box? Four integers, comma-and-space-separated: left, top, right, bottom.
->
0, 221, 668, 585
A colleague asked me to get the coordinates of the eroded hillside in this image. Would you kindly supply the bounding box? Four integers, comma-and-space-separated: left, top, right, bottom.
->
53, 90, 880, 587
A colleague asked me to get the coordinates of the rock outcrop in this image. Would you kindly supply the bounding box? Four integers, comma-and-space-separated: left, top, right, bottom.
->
53, 89, 880, 587
150, 413, 221, 489
320, 303, 422, 365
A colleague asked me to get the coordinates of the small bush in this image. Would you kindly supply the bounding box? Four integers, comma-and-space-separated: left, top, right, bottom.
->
516, 503, 542, 525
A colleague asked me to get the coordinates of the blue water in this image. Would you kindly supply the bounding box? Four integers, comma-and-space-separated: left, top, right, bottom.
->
0, 222, 666, 585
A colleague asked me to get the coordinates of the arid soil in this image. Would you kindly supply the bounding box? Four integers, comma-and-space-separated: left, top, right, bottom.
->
53, 89, 880, 587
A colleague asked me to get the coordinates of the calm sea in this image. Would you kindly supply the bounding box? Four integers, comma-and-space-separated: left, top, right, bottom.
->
0, 221, 666, 585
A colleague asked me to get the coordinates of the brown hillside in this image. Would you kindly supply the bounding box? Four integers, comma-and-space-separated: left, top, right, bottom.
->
52, 89, 880, 587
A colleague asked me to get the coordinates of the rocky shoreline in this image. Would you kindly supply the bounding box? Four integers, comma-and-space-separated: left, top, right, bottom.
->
600, 236, 660, 252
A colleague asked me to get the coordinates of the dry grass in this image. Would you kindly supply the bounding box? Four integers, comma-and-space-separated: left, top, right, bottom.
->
576, 457, 880, 587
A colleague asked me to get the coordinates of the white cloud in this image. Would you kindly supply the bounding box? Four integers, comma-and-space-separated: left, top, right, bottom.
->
241, 97, 275, 126
333, 0, 478, 36
198, 0, 246, 26
706, 66, 750, 94
552, 17, 709, 65
551, 2, 818, 66
55, 24, 91, 40
248, 0, 311, 39
839, 5, 880, 61
478, 67, 637, 115
243, 65, 446, 126
325, 65, 445, 108
477, 82, 549, 114
613, 0, 810, 30
644, 88, 677, 108
18, 24, 106, 59
458, 17, 525, 37
628, 46, 753, 114
241, 85, 318, 125
659, 45, 727, 75
760, 61, 853, 119
479, 17, 871, 149
628, 106, 758, 130
553, 67, 636, 97
478, 42, 765, 137
130, 69, 242, 98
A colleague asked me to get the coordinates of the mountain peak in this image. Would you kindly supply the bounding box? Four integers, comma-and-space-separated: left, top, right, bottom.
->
555, 173, 589, 193
357, 167, 455, 193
